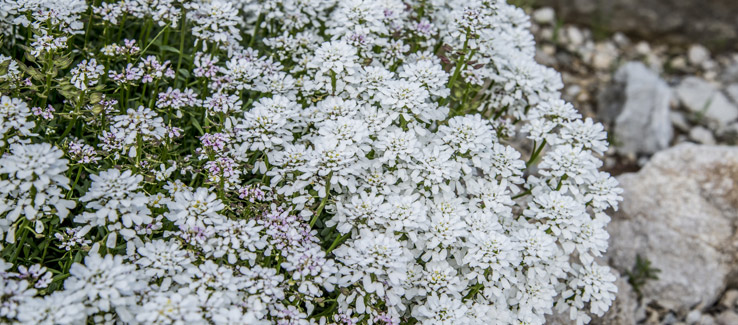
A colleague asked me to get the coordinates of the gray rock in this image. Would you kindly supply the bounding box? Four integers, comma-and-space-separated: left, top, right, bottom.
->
724, 84, 738, 104
716, 311, 738, 325
721, 63, 738, 84
613, 32, 630, 48
718, 289, 738, 309
535, 0, 738, 50
603, 62, 673, 155
608, 144, 738, 313
687, 310, 702, 324
662, 313, 678, 324
689, 126, 717, 145
592, 42, 617, 70
675, 77, 738, 125
532, 7, 556, 24
634, 42, 652, 56
700, 315, 717, 325
671, 56, 689, 72
688, 45, 711, 66
566, 26, 585, 46
670, 111, 691, 132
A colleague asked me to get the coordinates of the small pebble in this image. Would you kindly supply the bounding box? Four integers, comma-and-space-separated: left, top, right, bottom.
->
719, 289, 738, 309
688, 44, 711, 66
686, 310, 702, 324
716, 310, 738, 325
532, 7, 555, 24
689, 126, 717, 145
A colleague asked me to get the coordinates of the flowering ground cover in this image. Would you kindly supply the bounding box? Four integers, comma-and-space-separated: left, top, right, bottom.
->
0, 0, 622, 324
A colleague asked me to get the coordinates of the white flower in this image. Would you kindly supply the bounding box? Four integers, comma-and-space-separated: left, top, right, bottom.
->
0, 277, 36, 320
464, 229, 520, 277
237, 104, 293, 151
0, 142, 69, 193
308, 96, 360, 123
305, 40, 359, 93
417, 260, 466, 297
379, 80, 431, 120
575, 263, 618, 316
0, 0, 624, 322
0, 143, 74, 239
330, 191, 384, 233
559, 118, 609, 155
524, 190, 587, 241
64, 253, 141, 316
225, 56, 261, 91
437, 114, 495, 155
399, 60, 450, 98
539, 144, 602, 184
514, 275, 557, 323
136, 291, 206, 324
353, 66, 394, 100
411, 293, 469, 324
375, 127, 417, 167
70, 59, 104, 91
111, 106, 167, 146
310, 137, 359, 193
583, 172, 623, 212
204, 92, 242, 116
16, 291, 86, 325
515, 226, 557, 266
333, 229, 411, 290
205, 219, 266, 265
558, 262, 618, 323
0, 95, 36, 139
308, 40, 358, 76
280, 244, 339, 297
75, 169, 151, 248
421, 211, 467, 259
135, 239, 192, 279
187, 0, 243, 48
165, 187, 226, 227
317, 117, 370, 150
409, 145, 459, 195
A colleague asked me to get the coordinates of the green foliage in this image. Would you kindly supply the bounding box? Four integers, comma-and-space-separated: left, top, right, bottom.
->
625, 254, 660, 299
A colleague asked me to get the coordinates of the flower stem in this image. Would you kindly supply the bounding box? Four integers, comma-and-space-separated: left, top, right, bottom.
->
310, 172, 333, 228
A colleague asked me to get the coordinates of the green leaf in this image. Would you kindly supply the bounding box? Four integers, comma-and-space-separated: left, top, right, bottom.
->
54, 55, 74, 69
178, 68, 190, 79
88, 92, 103, 104
23, 51, 36, 63
73, 251, 83, 263
160, 45, 180, 54
191, 116, 204, 135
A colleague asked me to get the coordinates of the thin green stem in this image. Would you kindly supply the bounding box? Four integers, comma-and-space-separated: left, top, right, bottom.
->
330, 70, 337, 95
132, 23, 170, 66
66, 165, 83, 199
11, 219, 30, 263
512, 189, 532, 200
175, 11, 187, 84
117, 14, 128, 40
555, 175, 569, 191
526, 139, 547, 167
309, 173, 333, 228
326, 232, 351, 253
249, 13, 264, 48
440, 30, 470, 107
83, 0, 99, 51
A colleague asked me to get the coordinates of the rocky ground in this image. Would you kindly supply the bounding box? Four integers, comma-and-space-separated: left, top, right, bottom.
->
528, 7, 738, 325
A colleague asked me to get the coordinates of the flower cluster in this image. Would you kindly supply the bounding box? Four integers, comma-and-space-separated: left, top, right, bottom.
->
0, 0, 621, 324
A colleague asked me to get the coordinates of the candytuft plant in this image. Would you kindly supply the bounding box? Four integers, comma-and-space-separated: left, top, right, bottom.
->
0, 0, 623, 324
